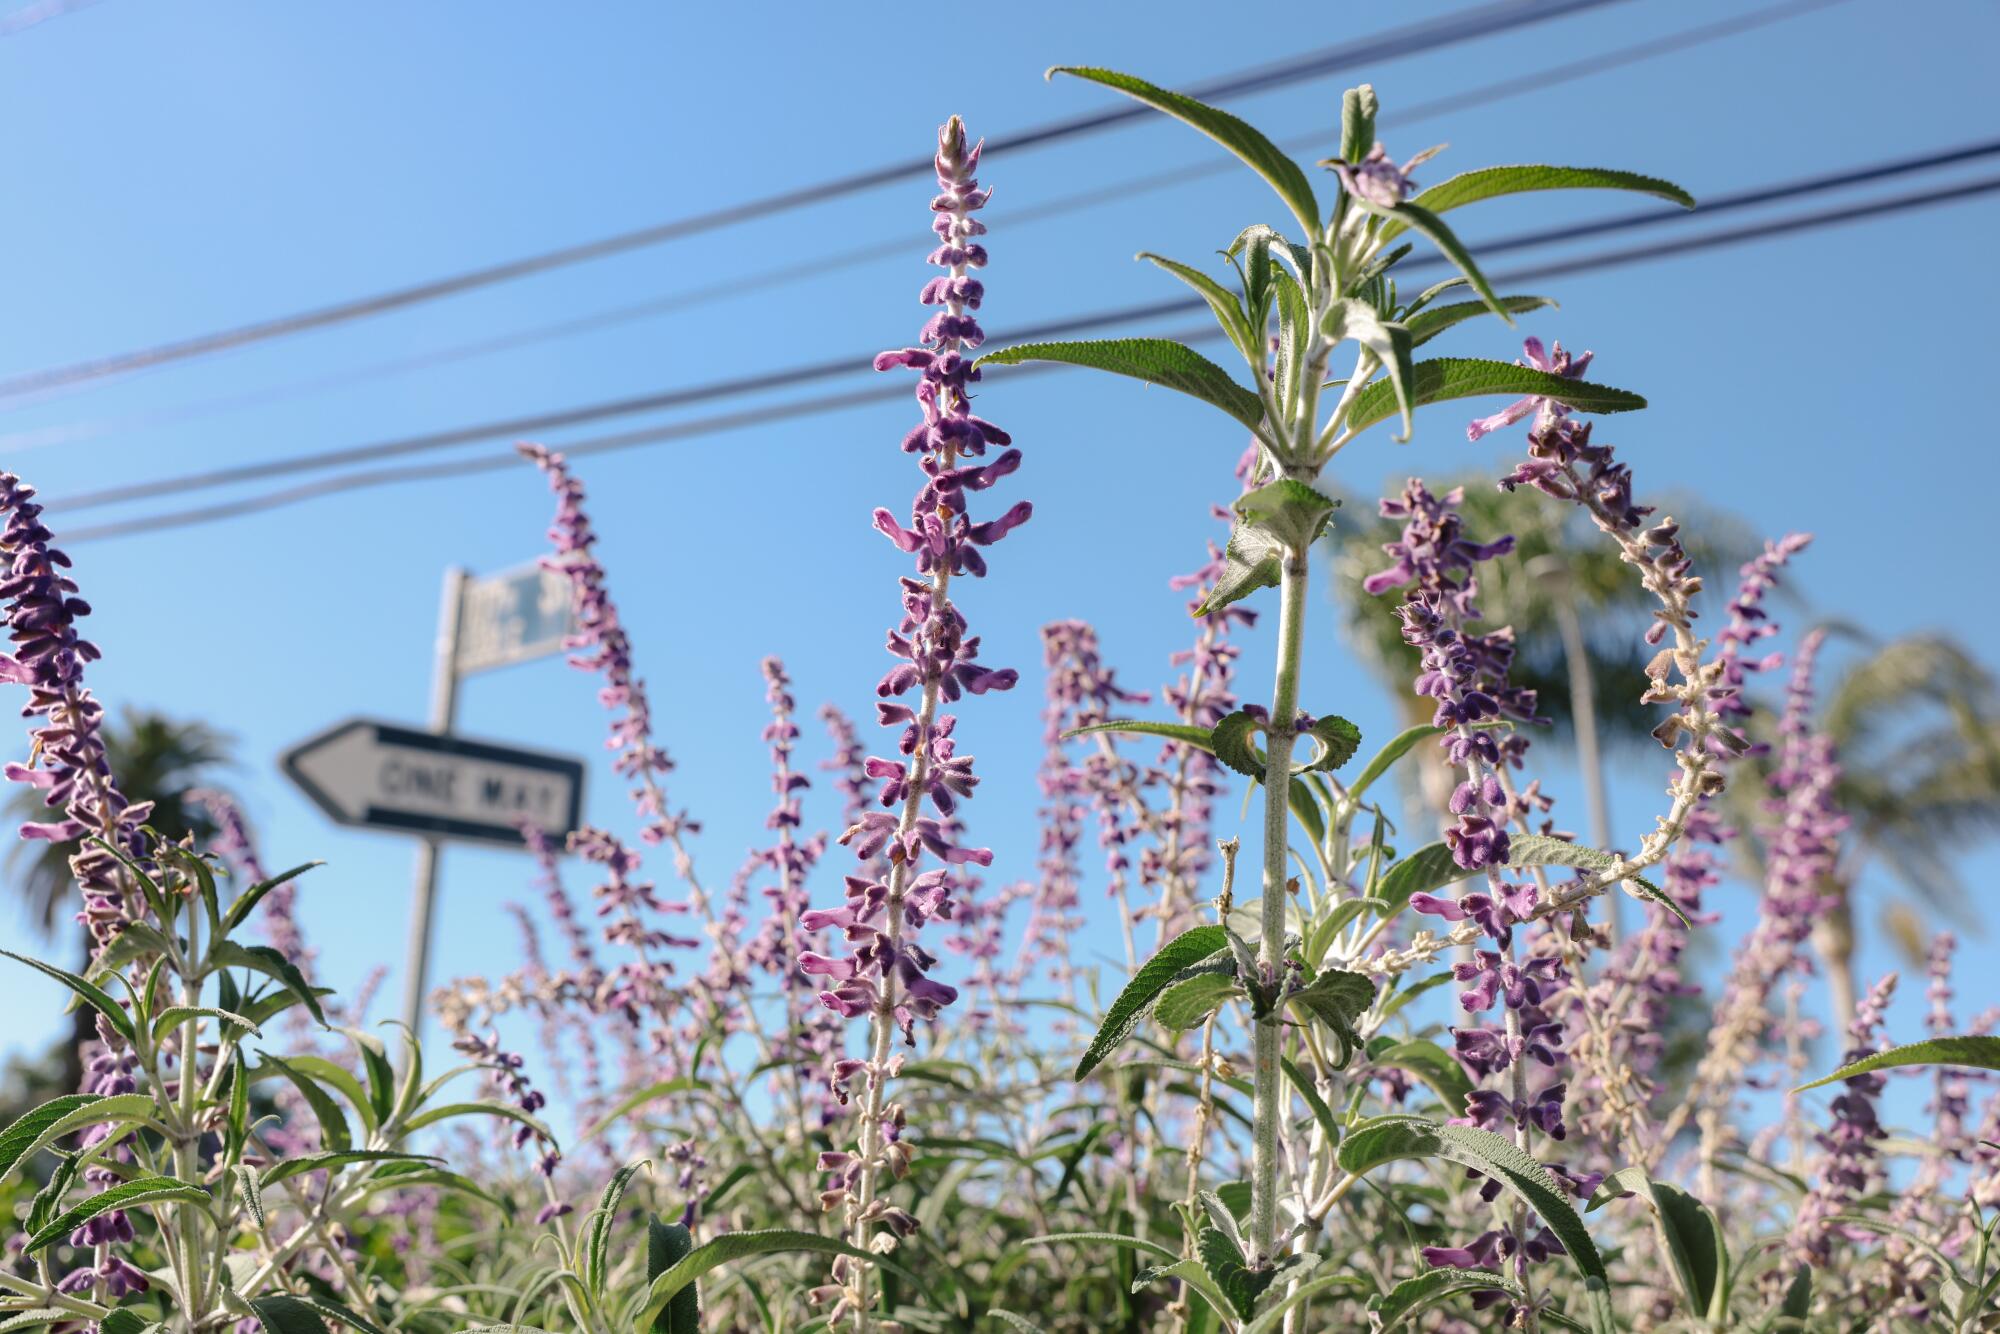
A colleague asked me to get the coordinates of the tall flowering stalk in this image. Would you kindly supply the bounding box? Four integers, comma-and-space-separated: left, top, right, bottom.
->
0, 472, 151, 941
1573, 534, 1807, 1151
1368, 480, 1594, 1316
0, 471, 159, 1302
800, 116, 1026, 1327
983, 73, 1692, 1282
1661, 628, 1846, 1157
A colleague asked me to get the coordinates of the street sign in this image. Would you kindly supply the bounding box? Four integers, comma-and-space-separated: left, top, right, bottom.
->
281, 718, 585, 848
455, 561, 575, 676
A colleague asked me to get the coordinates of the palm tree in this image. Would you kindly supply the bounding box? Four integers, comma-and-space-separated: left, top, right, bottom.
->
1324, 474, 1751, 834
3, 708, 236, 1093
1729, 634, 2000, 1031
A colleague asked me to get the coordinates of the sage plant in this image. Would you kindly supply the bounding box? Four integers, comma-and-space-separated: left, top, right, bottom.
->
986, 73, 1688, 1281
801, 115, 1025, 1328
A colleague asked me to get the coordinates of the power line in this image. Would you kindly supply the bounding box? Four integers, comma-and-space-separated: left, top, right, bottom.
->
52, 136, 2000, 515
61, 172, 2000, 545
0, 0, 1624, 402
3, 0, 1842, 455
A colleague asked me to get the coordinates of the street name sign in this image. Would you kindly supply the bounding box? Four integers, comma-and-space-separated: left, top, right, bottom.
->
455, 561, 575, 676
281, 718, 584, 848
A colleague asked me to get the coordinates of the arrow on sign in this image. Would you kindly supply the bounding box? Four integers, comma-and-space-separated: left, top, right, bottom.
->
281, 718, 585, 848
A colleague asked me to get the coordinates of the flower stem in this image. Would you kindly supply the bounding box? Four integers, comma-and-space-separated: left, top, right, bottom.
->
1250, 548, 1309, 1264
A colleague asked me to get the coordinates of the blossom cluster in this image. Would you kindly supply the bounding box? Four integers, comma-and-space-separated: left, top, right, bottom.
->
803, 117, 1024, 1321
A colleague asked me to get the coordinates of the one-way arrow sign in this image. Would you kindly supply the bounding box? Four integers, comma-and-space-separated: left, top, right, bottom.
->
281, 718, 585, 848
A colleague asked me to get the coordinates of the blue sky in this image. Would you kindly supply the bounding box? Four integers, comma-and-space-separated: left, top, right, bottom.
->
2, 0, 1997, 1138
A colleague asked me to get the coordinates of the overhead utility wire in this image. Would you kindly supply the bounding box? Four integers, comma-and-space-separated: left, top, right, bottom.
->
0, 0, 1623, 401
60, 173, 2000, 546
52, 135, 2000, 515
3, 0, 1842, 455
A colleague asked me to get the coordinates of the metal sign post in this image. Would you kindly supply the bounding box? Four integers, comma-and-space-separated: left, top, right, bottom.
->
403, 566, 466, 1046
279, 561, 583, 1055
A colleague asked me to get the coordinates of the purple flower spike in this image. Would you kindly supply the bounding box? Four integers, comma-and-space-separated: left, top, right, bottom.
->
807, 118, 1023, 1314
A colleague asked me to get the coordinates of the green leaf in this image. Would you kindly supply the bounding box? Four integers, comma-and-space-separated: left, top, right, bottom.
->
1336, 1116, 1606, 1283
1507, 833, 1689, 929
269, 1296, 391, 1334
1324, 299, 1416, 439
1192, 481, 1339, 618
1024, 1231, 1180, 1262
1155, 973, 1240, 1031
1138, 252, 1254, 360
27, 1175, 209, 1251
1075, 926, 1229, 1080
1406, 296, 1556, 348
1209, 710, 1265, 779
977, 338, 1263, 431
1196, 1226, 1272, 1318
238, 984, 337, 1031
26, 1153, 82, 1237
213, 941, 325, 1026
354, 1162, 505, 1210
585, 1160, 649, 1296
246, 1294, 332, 1334
1280, 1057, 1339, 1147
339, 1026, 397, 1126
1049, 67, 1319, 236
221, 861, 323, 937
1375, 202, 1508, 321
404, 1101, 558, 1147
1131, 1257, 1233, 1320
232, 1164, 265, 1230
1383, 164, 1696, 242
646, 1214, 701, 1333
1237, 478, 1338, 552
1376, 841, 1475, 911
150, 1006, 261, 1044
256, 1053, 351, 1151
577, 1076, 710, 1143
1063, 719, 1213, 751
95, 1312, 157, 1334
1345, 357, 1646, 438
0, 948, 136, 1044
984, 1313, 1045, 1334
1302, 716, 1362, 772
1290, 968, 1374, 1066
1371, 1267, 1527, 1331
632, 1229, 892, 1332
1339, 85, 1376, 171
1194, 514, 1281, 616
1348, 724, 1443, 801
261, 1149, 438, 1188
1586, 1165, 1726, 1318
272, 1054, 376, 1134
0, 1093, 158, 1186
1367, 1039, 1474, 1117
1778, 1265, 1813, 1322
1793, 1035, 2000, 1092
83, 922, 178, 984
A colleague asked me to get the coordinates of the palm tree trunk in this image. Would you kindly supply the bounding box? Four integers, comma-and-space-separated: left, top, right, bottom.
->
1812, 889, 1857, 1036
62, 926, 92, 1094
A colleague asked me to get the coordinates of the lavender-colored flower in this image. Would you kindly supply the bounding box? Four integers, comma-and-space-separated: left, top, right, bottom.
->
520, 444, 697, 854
1788, 974, 1895, 1273
0, 472, 152, 941
1334, 142, 1425, 208
807, 116, 1023, 1322
1368, 480, 1539, 875
1465, 338, 1594, 442
1146, 518, 1256, 932
452, 1030, 563, 1210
